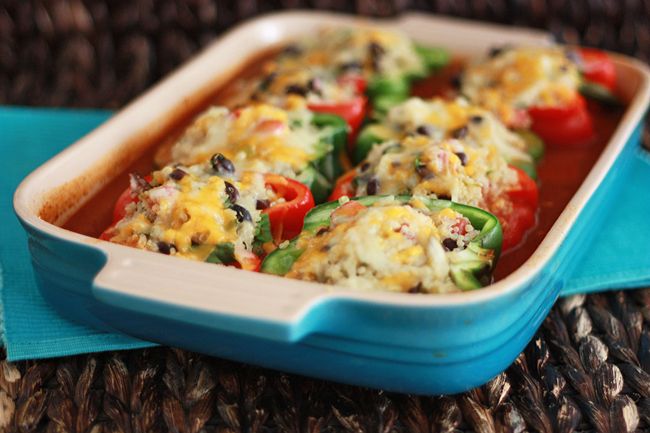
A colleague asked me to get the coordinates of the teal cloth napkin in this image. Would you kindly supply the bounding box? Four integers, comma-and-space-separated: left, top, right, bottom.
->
1, 107, 155, 361
563, 148, 650, 295
1, 106, 649, 361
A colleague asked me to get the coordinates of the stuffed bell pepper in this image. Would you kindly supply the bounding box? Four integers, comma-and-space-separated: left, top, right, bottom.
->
261, 195, 502, 293
461, 46, 587, 145
461, 46, 618, 146
329, 135, 538, 251
354, 97, 541, 178
239, 65, 368, 139
274, 27, 449, 115
100, 160, 317, 268
156, 104, 347, 203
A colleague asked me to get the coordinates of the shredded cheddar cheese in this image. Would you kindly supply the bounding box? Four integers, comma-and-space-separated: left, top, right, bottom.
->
461, 47, 581, 126
286, 198, 479, 294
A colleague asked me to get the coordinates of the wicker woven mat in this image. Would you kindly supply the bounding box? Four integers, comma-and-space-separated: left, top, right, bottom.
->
2, 2, 650, 432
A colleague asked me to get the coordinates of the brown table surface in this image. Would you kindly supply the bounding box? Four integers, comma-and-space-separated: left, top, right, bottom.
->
1, 1, 649, 432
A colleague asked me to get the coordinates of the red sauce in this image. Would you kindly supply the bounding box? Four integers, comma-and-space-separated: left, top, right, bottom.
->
63, 55, 625, 280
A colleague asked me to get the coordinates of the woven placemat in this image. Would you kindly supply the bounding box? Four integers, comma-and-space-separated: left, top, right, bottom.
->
1, 292, 648, 432
1, 2, 650, 432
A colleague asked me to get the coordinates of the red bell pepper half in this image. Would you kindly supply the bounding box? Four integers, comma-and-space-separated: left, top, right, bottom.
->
577, 48, 617, 92
306, 73, 367, 143
308, 95, 367, 143
262, 173, 315, 243
101, 172, 315, 264
327, 169, 357, 202
528, 94, 594, 146
495, 166, 539, 252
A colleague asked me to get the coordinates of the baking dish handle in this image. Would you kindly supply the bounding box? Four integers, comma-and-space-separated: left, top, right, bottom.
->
92, 248, 328, 343
561, 147, 650, 296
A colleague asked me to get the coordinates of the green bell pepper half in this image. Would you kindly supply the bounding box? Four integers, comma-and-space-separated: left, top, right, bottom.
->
261, 195, 502, 291
296, 112, 348, 203
354, 124, 545, 181
366, 44, 450, 116
579, 81, 622, 107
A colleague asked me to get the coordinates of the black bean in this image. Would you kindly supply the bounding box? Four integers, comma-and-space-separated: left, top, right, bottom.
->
224, 181, 239, 203
282, 44, 302, 57
450, 73, 462, 89
230, 204, 252, 223
169, 168, 186, 181
129, 173, 152, 193
257, 72, 276, 91
339, 61, 362, 73
210, 153, 234, 174
307, 78, 322, 95
475, 264, 493, 286
256, 199, 270, 210
360, 162, 371, 172
415, 163, 432, 179
442, 238, 457, 251
469, 115, 483, 124
416, 125, 434, 136
451, 126, 468, 139
157, 241, 172, 255
415, 155, 431, 178
285, 84, 308, 96
488, 46, 508, 58
455, 152, 468, 166
366, 178, 379, 195
565, 49, 580, 64
368, 42, 385, 58
316, 227, 330, 236
408, 283, 424, 294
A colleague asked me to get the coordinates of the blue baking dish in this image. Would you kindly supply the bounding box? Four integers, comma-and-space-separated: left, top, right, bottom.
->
13, 12, 650, 394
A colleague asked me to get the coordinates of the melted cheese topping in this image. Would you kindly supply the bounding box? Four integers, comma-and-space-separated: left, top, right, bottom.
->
278, 27, 425, 79
286, 198, 478, 293
461, 47, 581, 125
107, 163, 268, 264
384, 97, 533, 165
169, 104, 331, 178
355, 135, 517, 210
245, 66, 359, 108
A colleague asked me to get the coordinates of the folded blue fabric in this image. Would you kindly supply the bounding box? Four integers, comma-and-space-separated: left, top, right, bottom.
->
1, 106, 649, 361
563, 148, 650, 295
1, 107, 155, 361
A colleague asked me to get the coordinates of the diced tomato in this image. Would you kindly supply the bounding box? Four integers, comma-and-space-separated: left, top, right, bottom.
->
528, 94, 594, 146
327, 169, 357, 201
338, 74, 367, 94
234, 253, 262, 272
308, 96, 367, 138
254, 119, 286, 135
331, 200, 366, 224
577, 48, 617, 92
452, 218, 469, 237
263, 173, 315, 242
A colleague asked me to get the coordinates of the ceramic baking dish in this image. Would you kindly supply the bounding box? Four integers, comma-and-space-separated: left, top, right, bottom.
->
14, 11, 650, 394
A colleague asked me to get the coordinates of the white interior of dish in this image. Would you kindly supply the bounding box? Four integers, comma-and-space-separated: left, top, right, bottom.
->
13, 12, 650, 327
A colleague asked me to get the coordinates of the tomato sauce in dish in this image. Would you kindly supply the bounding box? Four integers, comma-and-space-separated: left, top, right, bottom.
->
63, 54, 625, 281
